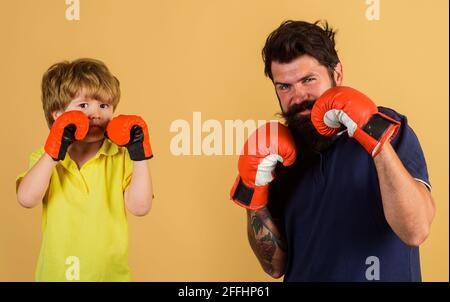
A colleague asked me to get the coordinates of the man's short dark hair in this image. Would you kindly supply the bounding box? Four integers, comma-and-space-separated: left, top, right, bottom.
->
262, 20, 340, 80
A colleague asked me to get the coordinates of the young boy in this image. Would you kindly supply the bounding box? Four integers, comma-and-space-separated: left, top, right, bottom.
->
16, 58, 154, 281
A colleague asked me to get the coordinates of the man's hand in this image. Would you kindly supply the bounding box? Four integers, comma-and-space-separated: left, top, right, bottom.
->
230, 122, 296, 210
311, 86, 400, 157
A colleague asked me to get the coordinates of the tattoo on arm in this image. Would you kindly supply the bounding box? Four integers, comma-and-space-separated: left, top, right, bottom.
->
247, 208, 286, 275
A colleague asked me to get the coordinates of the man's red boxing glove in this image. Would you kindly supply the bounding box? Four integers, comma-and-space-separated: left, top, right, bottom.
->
230, 122, 297, 210
105, 115, 153, 161
311, 86, 400, 157
44, 110, 89, 161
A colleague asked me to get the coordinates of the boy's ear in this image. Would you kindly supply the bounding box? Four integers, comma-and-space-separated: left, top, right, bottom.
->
52, 111, 63, 121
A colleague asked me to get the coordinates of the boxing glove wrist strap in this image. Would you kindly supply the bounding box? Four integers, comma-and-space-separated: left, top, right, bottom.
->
127, 142, 153, 161
362, 114, 395, 141
231, 177, 269, 210
233, 178, 254, 207
356, 113, 400, 157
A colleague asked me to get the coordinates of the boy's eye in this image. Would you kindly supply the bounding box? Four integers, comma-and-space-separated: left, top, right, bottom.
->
100, 104, 110, 109
79, 103, 88, 109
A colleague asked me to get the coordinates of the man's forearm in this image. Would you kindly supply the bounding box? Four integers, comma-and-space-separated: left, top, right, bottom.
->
247, 208, 286, 278
374, 142, 435, 246
17, 153, 57, 208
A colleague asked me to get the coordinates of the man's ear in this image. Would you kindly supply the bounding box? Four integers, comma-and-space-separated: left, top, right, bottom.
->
333, 62, 343, 86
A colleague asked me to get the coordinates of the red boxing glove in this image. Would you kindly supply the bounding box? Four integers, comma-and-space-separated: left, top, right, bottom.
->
311, 86, 400, 157
105, 115, 153, 161
230, 122, 297, 210
44, 110, 89, 161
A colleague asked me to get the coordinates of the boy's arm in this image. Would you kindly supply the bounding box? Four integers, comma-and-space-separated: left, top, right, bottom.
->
106, 115, 154, 216
124, 161, 153, 216
17, 111, 89, 208
17, 153, 57, 208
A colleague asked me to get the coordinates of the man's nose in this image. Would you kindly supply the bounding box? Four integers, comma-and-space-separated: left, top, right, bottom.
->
291, 83, 309, 104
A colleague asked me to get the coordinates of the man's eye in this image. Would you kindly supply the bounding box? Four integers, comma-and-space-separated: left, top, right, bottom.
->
278, 84, 289, 91
304, 77, 315, 83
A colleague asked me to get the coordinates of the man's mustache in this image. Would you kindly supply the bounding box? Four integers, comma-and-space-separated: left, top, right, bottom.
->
283, 100, 316, 119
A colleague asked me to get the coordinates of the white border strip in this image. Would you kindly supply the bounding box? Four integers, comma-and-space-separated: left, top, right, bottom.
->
414, 178, 432, 192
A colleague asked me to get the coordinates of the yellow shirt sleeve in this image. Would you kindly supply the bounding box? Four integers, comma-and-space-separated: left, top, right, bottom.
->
15, 148, 45, 192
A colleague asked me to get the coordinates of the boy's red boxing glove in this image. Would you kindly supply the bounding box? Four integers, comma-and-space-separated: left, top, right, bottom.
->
44, 110, 89, 161
230, 122, 297, 210
311, 86, 400, 158
105, 115, 153, 161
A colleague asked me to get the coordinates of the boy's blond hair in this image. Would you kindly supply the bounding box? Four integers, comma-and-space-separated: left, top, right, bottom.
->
41, 58, 121, 128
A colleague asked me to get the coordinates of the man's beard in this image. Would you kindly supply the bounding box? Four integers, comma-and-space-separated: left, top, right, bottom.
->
279, 100, 335, 159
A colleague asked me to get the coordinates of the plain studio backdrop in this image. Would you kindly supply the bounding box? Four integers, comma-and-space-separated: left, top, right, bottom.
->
0, 0, 448, 281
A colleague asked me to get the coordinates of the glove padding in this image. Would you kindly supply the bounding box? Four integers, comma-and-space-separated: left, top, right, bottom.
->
311, 86, 400, 157
106, 115, 153, 161
230, 122, 297, 210
44, 110, 89, 161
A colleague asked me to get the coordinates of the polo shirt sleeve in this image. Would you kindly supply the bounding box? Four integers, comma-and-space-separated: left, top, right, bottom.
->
122, 150, 133, 191
15, 148, 45, 192
380, 107, 431, 191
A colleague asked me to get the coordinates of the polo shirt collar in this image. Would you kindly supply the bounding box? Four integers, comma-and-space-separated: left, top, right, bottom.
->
97, 138, 119, 157
59, 139, 119, 171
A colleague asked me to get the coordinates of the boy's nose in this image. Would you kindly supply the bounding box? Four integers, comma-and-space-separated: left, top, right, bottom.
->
88, 107, 101, 119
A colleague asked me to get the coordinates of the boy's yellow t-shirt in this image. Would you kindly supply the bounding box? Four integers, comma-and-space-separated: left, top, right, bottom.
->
16, 139, 133, 281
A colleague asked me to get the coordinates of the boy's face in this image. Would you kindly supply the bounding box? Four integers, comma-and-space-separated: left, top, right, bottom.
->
52, 91, 114, 143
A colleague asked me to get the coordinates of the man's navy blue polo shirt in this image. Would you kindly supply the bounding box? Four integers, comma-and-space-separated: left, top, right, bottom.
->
268, 107, 431, 282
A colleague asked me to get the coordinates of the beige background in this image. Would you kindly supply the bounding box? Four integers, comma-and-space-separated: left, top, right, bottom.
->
0, 0, 448, 281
